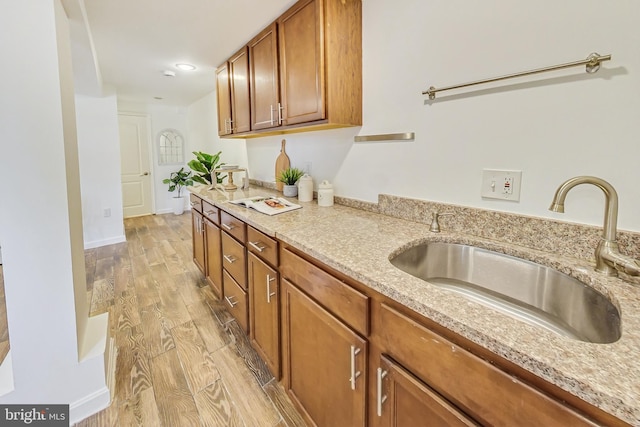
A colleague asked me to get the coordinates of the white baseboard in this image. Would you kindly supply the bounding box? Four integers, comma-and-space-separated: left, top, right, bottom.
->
84, 235, 126, 250
69, 385, 111, 425
0, 351, 14, 397
70, 333, 116, 425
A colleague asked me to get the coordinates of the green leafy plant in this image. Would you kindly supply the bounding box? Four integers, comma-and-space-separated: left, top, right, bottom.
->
278, 167, 304, 185
162, 167, 193, 198
188, 151, 225, 185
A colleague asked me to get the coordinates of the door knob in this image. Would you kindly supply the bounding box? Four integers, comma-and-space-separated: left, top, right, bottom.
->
140, 172, 149, 176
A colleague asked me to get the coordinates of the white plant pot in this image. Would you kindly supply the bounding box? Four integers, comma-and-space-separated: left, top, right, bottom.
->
283, 184, 298, 197
172, 196, 185, 215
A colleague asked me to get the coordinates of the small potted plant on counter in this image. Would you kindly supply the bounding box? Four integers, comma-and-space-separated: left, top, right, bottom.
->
278, 167, 304, 197
188, 151, 226, 187
163, 167, 193, 215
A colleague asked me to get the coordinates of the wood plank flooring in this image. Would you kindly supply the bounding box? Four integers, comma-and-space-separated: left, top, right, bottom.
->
76, 213, 307, 427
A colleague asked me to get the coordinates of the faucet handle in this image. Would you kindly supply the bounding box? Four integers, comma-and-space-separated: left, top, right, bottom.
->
430, 212, 454, 233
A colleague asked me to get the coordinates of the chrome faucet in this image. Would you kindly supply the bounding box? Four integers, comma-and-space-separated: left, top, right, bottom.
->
430, 212, 453, 233
549, 176, 640, 277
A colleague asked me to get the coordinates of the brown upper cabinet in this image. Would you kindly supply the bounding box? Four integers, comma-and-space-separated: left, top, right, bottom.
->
215, 62, 232, 136
218, 0, 362, 138
229, 47, 251, 134
249, 23, 280, 131
216, 47, 251, 136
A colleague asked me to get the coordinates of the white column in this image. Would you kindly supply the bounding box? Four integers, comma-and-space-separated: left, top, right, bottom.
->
0, 0, 110, 423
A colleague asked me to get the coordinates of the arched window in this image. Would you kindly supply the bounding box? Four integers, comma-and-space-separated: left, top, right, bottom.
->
158, 129, 185, 165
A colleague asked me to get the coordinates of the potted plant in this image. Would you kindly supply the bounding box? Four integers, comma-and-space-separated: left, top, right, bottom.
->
188, 151, 226, 186
278, 167, 304, 197
163, 167, 194, 215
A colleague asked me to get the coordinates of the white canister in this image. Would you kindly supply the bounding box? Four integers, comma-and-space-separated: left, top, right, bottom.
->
297, 174, 314, 202
317, 180, 334, 207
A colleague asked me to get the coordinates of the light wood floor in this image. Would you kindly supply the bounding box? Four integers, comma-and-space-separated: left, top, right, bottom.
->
76, 213, 306, 427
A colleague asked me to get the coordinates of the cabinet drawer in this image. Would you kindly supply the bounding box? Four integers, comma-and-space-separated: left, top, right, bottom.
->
378, 303, 598, 427
280, 247, 368, 336
220, 211, 247, 243
189, 194, 203, 213
202, 201, 219, 225
247, 226, 278, 267
223, 270, 248, 333
222, 232, 247, 289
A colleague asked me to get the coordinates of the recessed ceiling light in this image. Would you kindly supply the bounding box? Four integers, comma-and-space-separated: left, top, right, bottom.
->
176, 63, 196, 71
163, 70, 176, 77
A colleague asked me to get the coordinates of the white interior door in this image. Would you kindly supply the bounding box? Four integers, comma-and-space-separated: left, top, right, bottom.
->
118, 114, 153, 218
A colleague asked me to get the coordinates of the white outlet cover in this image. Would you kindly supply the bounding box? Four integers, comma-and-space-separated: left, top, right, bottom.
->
481, 169, 522, 201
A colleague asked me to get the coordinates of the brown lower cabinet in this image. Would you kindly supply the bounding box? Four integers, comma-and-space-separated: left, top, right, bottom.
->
223, 270, 248, 333
189, 201, 628, 427
376, 354, 478, 427
204, 217, 222, 298
191, 209, 205, 274
282, 278, 367, 427
248, 252, 280, 377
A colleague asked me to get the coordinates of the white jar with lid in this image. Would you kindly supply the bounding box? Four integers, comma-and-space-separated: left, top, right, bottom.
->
317, 180, 334, 207
297, 174, 314, 202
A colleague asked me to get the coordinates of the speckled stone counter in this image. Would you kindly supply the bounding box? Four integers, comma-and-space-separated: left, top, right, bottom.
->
189, 184, 640, 425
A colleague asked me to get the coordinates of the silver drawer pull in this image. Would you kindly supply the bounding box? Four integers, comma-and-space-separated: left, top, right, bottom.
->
205, 210, 216, 216
376, 367, 388, 417
190, 202, 198, 207
225, 296, 238, 308
249, 241, 266, 252
349, 345, 362, 390
223, 255, 237, 263
222, 223, 235, 231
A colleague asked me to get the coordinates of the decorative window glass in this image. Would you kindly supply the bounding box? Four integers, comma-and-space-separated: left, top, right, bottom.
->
158, 129, 185, 165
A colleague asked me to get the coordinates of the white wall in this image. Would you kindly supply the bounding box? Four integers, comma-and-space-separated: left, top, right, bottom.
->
0, 0, 109, 419
76, 91, 125, 248
187, 92, 249, 173
238, 0, 640, 233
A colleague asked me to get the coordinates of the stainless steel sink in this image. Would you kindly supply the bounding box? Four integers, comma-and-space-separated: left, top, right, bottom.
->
390, 242, 621, 344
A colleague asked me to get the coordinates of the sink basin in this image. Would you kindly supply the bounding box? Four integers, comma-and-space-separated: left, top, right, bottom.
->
390, 242, 621, 344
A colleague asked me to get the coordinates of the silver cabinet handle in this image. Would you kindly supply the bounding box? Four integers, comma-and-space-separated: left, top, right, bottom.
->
205, 210, 216, 216
249, 241, 266, 252
270, 104, 274, 125
222, 223, 235, 231
225, 295, 238, 308
376, 367, 388, 417
266, 274, 276, 303
223, 254, 236, 263
349, 345, 362, 390
277, 103, 283, 125
190, 201, 198, 207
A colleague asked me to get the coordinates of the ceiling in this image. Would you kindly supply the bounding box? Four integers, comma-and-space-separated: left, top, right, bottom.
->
67, 0, 295, 106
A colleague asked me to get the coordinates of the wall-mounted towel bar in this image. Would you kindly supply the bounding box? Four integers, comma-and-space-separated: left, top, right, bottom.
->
354, 132, 415, 143
423, 52, 611, 100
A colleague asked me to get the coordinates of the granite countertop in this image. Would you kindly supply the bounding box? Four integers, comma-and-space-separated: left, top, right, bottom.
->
189, 184, 640, 425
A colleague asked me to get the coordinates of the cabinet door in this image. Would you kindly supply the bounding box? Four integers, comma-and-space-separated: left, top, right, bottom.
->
376, 355, 478, 427
191, 210, 206, 274
229, 47, 251, 133
278, 0, 325, 126
283, 279, 366, 427
216, 62, 232, 136
249, 23, 280, 130
248, 253, 280, 378
204, 218, 222, 299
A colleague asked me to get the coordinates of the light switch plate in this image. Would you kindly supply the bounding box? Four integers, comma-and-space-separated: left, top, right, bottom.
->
481, 169, 522, 201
